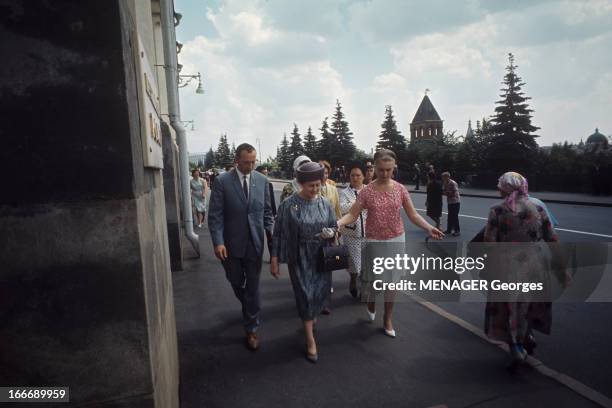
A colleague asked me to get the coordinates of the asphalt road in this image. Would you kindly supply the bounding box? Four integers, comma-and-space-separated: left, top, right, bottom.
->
406, 192, 612, 400
177, 227, 603, 408
269, 182, 612, 400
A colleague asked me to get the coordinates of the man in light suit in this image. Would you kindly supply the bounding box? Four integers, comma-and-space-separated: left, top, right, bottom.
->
208, 143, 274, 351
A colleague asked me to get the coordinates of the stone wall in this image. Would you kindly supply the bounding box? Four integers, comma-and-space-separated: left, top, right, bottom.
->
0, 1, 179, 406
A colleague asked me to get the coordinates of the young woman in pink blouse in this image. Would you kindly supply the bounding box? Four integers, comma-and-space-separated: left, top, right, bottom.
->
337, 149, 444, 337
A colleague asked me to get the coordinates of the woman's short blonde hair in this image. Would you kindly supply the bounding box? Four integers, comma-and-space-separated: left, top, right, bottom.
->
373, 148, 396, 164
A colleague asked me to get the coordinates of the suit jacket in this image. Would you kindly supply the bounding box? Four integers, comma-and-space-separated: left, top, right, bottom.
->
208, 169, 274, 258
268, 181, 277, 217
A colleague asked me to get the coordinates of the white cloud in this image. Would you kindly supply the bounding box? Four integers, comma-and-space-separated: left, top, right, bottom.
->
372, 73, 407, 92
176, 0, 612, 159
178, 31, 350, 159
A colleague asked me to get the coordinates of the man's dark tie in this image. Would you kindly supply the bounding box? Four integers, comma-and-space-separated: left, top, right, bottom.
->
243, 175, 249, 201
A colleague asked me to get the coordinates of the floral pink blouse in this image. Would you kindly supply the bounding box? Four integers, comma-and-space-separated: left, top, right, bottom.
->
357, 180, 412, 240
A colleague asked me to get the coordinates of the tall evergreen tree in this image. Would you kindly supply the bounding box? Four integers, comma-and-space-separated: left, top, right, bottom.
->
488, 53, 540, 172
230, 142, 236, 160
204, 147, 215, 169
277, 133, 292, 177
330, 99, 356, 166
317, 117, 334, 161
303, 126, 318, 160
288, 123, 304, 162
377, 105, 406, 154
215, 134, 232, 168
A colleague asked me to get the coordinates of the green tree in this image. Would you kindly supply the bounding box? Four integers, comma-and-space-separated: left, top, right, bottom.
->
330, 99, 356, 166
303, 126, 318, 160
409, 130, 459, 178
377, 105, 406, 154
353, 148, 371, 162
204, 147, 215, 169
264, 156, 279, 173
276, 133, 292, 177
214, 134, 232, 168
288, 123, 304, 162
317, 117, 334, 161
377, 105, 408, 178
488, 53, 540, 173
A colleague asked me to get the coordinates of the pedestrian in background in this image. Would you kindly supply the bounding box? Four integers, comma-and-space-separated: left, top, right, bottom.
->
209, 169, 217, 189
425, 171, 443, 230
319, 160, 341, 218
190, 169, 208, 228
271, 162, 338, 363
414, 163, 421, 190
441, 171, 461, 236
318, 160, 341, 314
280, 155, 311, 203
364, 160, 375, 184
257, 165, 277, 262
339, 161, 367, 298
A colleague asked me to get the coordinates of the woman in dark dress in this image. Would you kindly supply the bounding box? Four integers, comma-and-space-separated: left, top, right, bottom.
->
425, 171, 443, 229
271, 162, 337, 363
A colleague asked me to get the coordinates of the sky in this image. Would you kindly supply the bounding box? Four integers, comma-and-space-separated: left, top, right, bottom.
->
174, 0, 612, 159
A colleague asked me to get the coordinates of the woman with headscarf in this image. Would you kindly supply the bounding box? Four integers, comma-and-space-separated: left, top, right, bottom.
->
271, 162, 338, 363
483, 171, 570, 365
280, 155, 311, 203
339, 161, 368, 298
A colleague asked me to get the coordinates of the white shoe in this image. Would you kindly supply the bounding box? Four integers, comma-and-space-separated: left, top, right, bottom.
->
367, 309, 376, 322
384, 328, 396, 338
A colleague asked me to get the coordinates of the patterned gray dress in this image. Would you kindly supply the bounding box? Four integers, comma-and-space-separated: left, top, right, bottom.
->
272, 194, 337, 320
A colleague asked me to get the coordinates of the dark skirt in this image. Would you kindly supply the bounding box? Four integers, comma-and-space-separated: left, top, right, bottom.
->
426, 181, 443, 218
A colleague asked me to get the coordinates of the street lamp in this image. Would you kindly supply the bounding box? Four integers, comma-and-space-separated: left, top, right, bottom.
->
178, 72, 204, 94
181, 120, 195, 131
255, 138, 261, 164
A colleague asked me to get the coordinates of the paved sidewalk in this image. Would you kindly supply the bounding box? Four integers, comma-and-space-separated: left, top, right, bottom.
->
269, 179, 612, 206
173, 229, 600, 408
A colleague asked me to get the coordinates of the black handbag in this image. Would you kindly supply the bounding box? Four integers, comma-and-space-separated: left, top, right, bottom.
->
319, 238, 349, 272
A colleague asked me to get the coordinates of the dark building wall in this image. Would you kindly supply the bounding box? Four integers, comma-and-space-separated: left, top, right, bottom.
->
0, 1, 178, 406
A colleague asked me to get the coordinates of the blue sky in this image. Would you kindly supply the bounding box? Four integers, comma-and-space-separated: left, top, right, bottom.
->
174, 0, 612, 159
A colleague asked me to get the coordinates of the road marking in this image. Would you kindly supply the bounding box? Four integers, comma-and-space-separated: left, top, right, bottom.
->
415, 208, 612, 239
271, 184, 612, 238
405, 293, 612, 408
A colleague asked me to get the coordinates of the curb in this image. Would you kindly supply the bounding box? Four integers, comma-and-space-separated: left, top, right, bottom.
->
406, 189, 612, 208
407, 294, 612, 408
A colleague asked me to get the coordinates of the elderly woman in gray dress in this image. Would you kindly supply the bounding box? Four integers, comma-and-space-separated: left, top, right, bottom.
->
271, 162, 337, 363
